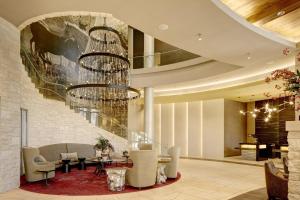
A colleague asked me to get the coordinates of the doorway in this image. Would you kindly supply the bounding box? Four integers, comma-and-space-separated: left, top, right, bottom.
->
20, 108, 28, 175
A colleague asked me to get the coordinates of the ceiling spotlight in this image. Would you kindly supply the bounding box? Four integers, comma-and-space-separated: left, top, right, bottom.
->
247, 53, 251, 60
277, 10, 286, 16
197, 33, 202, 41
273, 108, 277, 111
158, 24, 169, 31
289, 101, 294, 105
254, 108, 259, 112
252, 113, 257, 118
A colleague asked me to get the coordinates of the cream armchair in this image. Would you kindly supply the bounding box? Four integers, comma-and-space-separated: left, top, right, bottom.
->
165, 146, 180, 178
23, 147, 55, 182
126, 150, 157, 188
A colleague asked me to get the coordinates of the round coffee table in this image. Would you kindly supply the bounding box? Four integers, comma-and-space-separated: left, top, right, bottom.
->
78, 157, 86, 170
61, 159, 71, 173
92, 158, 113, 176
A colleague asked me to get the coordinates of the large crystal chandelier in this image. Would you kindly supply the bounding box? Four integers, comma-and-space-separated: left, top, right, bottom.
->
66, 17, 140, 112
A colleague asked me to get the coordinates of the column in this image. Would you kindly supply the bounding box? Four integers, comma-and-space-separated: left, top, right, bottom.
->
286, 45, 300, 200
128, 26, 134, 68
144, 34, 155, 144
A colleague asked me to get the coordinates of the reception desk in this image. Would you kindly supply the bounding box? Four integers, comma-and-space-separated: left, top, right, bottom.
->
239, 143, 269, 161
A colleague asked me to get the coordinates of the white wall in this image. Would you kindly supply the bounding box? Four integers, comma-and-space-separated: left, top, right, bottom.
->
188, 101, 202, 157
224, 100, 246, 157
174, 102, 188, 156
202, 99, 224, 159
161, 103, 174, 154
155, 99, 228, 159
0, 17, 21, 193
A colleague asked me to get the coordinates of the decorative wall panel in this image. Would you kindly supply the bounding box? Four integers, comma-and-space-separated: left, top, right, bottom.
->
202, 99, 225, 159
161, 103, 174, 155
188, 101, 202, 157
174, 103, 188, 156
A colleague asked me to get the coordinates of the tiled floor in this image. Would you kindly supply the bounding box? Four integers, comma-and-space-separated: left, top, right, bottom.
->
0, 159, 266, 200
229, 188, 267, 200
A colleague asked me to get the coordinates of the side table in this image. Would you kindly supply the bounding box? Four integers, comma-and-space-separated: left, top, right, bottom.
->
37, 169, 55, 186
78, 157, 86, 170
62, 159, 71, 173
106, 168, 127, 191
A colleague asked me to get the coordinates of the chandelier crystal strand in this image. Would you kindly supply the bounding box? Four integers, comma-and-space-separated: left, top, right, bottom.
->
66, 16, 140, 125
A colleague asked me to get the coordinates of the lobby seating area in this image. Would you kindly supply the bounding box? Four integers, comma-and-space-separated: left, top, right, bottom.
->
21, 143, 181, 194
2, 1, 300, 200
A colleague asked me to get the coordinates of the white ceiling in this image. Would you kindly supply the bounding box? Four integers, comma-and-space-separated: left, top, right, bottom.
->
0, 0, 296, 97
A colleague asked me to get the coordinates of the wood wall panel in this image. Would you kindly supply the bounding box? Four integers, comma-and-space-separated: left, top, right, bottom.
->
255, 98, 294, 145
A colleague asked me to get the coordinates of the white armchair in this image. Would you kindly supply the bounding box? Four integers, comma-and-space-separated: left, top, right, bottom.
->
23, 147, 55, 182
126, 150, 157, 188
165, 146, 180, 178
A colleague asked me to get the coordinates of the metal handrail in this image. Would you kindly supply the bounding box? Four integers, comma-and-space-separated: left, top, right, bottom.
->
21, 48, 67, 89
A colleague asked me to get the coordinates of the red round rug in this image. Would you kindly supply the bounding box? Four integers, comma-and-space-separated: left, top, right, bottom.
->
20, 166, 180, 196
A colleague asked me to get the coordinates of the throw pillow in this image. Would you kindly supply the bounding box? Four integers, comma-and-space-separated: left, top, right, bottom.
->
61, 152, 78, 161
34, 156, 45, 163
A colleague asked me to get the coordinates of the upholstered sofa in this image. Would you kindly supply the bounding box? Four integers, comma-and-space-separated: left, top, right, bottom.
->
38, 143, 96, 168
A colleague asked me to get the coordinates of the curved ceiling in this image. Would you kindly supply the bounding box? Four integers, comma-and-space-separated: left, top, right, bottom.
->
220, 0, 300, 43
0, 0, 296, 96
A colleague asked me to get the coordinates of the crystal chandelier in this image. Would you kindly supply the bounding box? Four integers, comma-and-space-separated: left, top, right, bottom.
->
66, 18, 140, 112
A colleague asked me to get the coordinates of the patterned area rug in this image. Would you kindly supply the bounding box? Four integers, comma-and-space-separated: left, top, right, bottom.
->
20, 166, 180, 196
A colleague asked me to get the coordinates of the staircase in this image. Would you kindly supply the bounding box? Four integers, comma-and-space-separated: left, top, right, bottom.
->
20, 48, 129, 139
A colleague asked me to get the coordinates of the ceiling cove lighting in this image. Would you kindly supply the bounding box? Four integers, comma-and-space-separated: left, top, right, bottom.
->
66, 17, 140, 112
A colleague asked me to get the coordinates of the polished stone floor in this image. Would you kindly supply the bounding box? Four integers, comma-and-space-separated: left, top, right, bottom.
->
0, 159, 266, 200
229, 188, 267, 200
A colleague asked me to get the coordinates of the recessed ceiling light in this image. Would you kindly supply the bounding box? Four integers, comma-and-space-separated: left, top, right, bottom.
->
247, 53, 251, 60
277, 10, 286, 16
158, 24, 168, 31
197, 33, 202, 41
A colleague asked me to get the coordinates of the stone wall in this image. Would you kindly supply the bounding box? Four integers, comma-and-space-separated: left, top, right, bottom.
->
286, 121, 300, 200
0, 17, 21, 192
20, 68, 127, 153
0, 17, 127, 192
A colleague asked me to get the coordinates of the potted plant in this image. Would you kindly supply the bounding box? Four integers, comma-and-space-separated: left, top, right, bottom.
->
94, 136, 114, 156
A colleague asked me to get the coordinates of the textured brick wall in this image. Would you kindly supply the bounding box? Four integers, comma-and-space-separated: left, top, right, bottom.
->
0, 17, 127, 192
0, 17, 21, 193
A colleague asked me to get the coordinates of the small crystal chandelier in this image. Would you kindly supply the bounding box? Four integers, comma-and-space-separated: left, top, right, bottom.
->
66, 17, 140, 112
